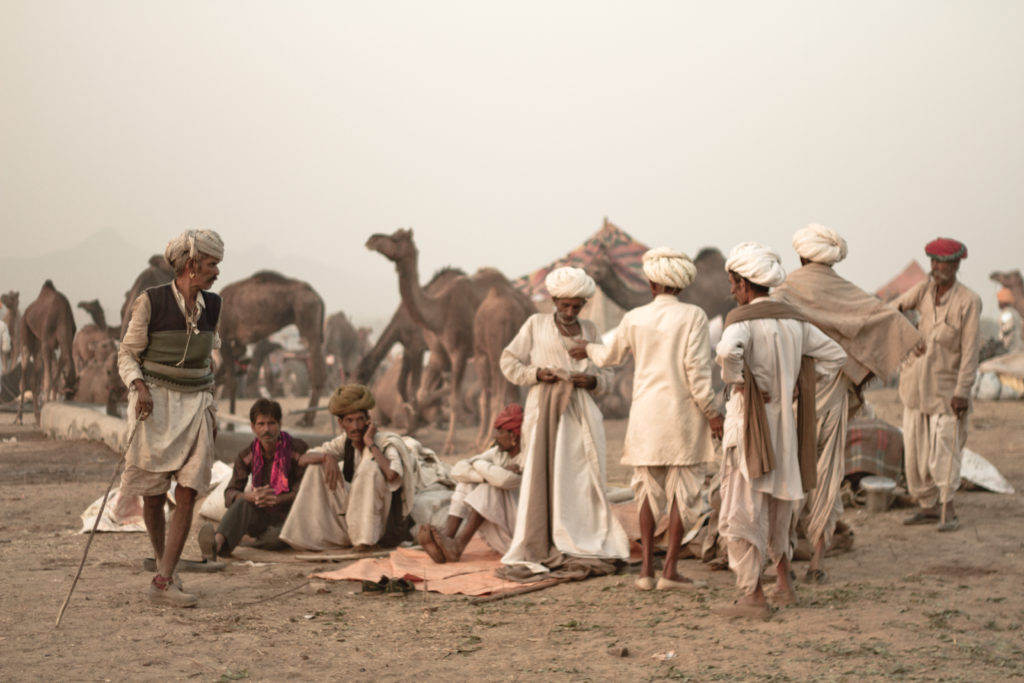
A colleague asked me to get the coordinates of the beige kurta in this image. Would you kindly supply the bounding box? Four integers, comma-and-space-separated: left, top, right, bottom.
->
896, 278, 981, 508
1000, 308, 1023, 353
716, 299, 846, 594
499, 313, 629, 573
586, 294, 720, 467
118, 284, 220, 475
449, 445, 523, 554
279, 432, 411, 550
896, 279, 982, 414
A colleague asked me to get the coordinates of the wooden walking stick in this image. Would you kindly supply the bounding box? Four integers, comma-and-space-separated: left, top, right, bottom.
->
55, 416, 141, 628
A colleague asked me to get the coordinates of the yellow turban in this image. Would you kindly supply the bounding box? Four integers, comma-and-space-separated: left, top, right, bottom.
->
328, 383, 376, 417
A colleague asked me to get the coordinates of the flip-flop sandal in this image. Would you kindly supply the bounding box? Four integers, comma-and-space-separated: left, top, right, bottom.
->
937, 516, 960, 532
385, 578, 415, 595
417, 525, 446, 564
903, 511, 939, 525
361, 576, 390, 594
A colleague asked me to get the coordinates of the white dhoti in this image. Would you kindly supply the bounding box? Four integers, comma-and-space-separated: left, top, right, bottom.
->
902, 408, 965, 508
450, 481, 519, 555
279, 457, 393, 550
804, 373, 851, 549
630, 465, 705, 531
720, 450, 800, 596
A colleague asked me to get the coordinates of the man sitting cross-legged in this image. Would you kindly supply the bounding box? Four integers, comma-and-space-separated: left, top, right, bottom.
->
420, 403, 524, 563
198, 398, 308, 560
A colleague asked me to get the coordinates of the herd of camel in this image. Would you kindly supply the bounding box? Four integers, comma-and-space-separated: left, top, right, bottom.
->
4, 227, 1024, 455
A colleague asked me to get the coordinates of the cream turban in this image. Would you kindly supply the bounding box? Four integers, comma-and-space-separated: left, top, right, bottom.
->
328, 383, 376, 417
792, 224, 848, 265
642, 247, 696, 290
164, 229, 225, 271
725, 242, 787, 288
545, 266, 596, 299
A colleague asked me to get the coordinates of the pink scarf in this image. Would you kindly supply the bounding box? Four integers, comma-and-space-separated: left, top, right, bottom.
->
251, 432, 293, 495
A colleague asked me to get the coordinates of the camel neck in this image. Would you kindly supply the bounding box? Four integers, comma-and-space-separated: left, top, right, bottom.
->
396, 255, 444, 330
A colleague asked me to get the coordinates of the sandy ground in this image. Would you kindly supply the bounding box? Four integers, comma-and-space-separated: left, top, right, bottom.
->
1, 387, 1023, 681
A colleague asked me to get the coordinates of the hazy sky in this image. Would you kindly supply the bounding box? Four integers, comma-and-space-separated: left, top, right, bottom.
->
3, 1, 1022, 327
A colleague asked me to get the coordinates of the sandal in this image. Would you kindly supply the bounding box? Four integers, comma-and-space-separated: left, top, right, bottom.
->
903, 511, 939, 526
361, 576, 390, 594
937, 516, 960, 533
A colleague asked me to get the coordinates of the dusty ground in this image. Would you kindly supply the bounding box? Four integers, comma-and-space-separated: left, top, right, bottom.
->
1, 388, 1023, 682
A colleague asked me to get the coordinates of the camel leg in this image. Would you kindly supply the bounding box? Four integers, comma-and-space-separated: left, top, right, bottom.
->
15, 347, 29, 425
301, 339, 325, 428
473, 355, 491, 450
444, 353, 468, 455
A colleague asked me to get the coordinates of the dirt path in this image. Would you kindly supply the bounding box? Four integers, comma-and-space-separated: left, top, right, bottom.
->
1, 388, 1022, 681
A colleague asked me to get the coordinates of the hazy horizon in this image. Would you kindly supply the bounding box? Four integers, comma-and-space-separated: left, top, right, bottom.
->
3, 2, 1022, 332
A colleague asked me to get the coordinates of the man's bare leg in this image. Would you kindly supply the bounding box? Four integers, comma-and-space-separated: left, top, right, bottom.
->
158, 486, 196, 578
143, 494, 167, 561
434, 509, 484, 562
638, 499, 656, 579
443, 514, 462, 538
454, 509, 484, 550
809, 535, 825, 574
661, 500, 692, 582
772, 555, 796, 605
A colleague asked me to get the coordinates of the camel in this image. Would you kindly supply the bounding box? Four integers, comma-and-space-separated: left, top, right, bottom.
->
353, 267, 465, 431
218, 271, 326, 427
78, 299, 119, 338
587, 245, 734, 320
120, 255, 175, 339
367, 228, 481, 454
73, 300, 117, 373
323, 311, 372, 389
470, 267, 534, 448
16, 280, 78, 424
991, 270, 1024, 320
1, 290, 18, 373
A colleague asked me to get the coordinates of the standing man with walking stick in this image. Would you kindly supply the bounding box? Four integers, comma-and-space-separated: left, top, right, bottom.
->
118, 229, 225, 606
896, 238, 981, 533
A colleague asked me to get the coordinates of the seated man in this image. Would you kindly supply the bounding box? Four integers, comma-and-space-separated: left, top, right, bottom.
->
279, 384, 414, 551
420, 404, 524, 563
197, 398, 308, 560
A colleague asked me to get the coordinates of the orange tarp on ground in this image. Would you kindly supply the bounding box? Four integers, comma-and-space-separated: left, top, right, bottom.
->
310, 537, 556, 596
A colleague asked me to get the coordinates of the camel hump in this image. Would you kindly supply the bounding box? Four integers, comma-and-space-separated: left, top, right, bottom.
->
427, 266, 466, 285
250, 270, 292, 283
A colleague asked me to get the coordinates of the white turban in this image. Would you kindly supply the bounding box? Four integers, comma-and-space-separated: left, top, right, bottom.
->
792, 224, 847, 265
725, 242, 787, 288
642, 247, 696, 290
545, 266, 596, 299
164, 229, 225, 271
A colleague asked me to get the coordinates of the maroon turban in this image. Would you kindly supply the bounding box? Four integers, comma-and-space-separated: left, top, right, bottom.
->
493, 403, 524, 436
925, 238, 967, 262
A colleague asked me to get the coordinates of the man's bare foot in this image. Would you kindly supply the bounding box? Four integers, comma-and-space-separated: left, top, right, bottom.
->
768, 586, 796, 606
713, 593, 770, 620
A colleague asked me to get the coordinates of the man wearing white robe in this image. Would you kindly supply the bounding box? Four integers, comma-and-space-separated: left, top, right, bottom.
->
499, 267, 630, 576
773, 224, 921, 583
715, 242, 846, 619
280, 384, 415, 551
575, 247, 723, 591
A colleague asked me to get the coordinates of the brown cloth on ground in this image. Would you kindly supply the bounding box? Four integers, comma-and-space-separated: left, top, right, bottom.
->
724, 301, 818, 492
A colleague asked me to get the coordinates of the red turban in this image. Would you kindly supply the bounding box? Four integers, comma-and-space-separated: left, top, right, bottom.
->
493, 403, 524, 435
925, 238, 967, 262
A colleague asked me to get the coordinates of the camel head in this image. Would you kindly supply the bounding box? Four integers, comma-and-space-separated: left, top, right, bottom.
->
78, 299, 102, 317
586, 246, 615, 282
990, 270, 1023, 291
148, 254, 174, 274
366, 228, 417, 264
0, 290, 17, 313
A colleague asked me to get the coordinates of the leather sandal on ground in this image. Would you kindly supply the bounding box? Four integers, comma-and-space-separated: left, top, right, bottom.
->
635, 576, 656, 591
656, 577, 708, 591
361, 576, 390, 594
148, 574, 197, 607
937, 516, 960, 532
903, 511, 939, 525
804, 568, 828, 584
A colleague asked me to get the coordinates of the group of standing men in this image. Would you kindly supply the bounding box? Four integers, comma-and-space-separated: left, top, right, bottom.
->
118, 226, 981, 615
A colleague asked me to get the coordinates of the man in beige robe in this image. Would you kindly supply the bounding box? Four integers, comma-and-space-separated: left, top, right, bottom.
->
499, 266, 630, 576
574, 247, 723, 591
715, 242, 846, 619
896, 238, 981, 532
280, 384, 416, 551
773, 224, 922, 582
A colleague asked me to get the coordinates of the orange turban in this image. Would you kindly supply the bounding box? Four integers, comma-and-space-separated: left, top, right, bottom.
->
997, 288, 1014, 306
493, 403, 523, 435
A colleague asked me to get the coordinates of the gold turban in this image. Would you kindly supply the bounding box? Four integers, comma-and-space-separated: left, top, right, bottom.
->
328, 383, 376, 417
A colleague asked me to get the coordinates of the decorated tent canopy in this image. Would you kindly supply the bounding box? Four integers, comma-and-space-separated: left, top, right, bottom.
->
876, 260, 927, 302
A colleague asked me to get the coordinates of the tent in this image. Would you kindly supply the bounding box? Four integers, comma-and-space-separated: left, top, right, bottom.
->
512, 217, 649, 331
876, 260, 926, 302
